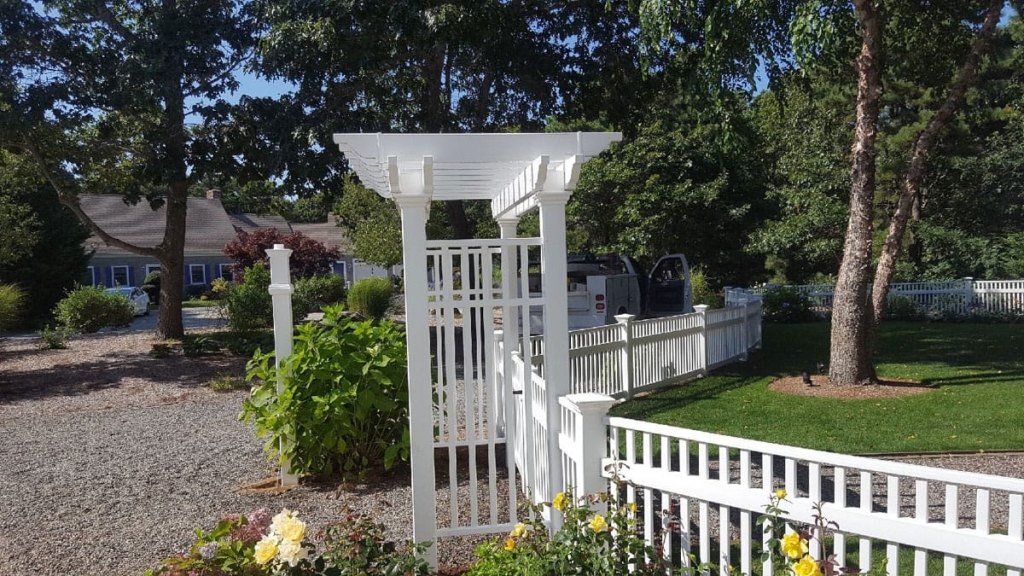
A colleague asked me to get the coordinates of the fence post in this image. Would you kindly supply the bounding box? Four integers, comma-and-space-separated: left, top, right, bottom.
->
738, 298, 749, 361
615, 314, 635, 399
562, 393, 618, 515
694, 305, 709, 376
493, 330, 505, 436
267, 244, 299, 487
963, 277, 975, 314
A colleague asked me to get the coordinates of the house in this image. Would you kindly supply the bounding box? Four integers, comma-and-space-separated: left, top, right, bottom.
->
79, 191, 352, 290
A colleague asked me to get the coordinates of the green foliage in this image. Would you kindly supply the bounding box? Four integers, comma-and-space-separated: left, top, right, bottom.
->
690, 269, 723, 309
571, 120, 771, 287
54, 286, 134, 334
760, 287, 819, 323
241, 306, 410, 477
0, 283, 25, 331
183, 336, 221, 357
293, 274, 347, 320
319, 507, 433, 575
884, 295, 924, 320
149, 343, 175, 358
346, 278, 394, 322
470, 486, 716, 576
221, 264, 273, 332
333, 179, 404, 269
142, 270, 161, 305
209, 374, 248, 393
36, 324, 70, 350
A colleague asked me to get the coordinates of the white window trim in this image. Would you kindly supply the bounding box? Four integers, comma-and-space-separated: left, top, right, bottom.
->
189, 264, 206, 285
145, 264, 161, 277
218, 263, 233, 280
111, 265, 129, 287
87, 266, 97, 286
335, 260, 347, 279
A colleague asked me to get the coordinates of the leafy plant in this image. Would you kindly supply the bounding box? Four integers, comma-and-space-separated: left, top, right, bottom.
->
224, 228, 341, 280
53, 285, 134, 333
209, 374, 248, 392
0, 283, 25, 331
690, 268, 724, 308
142, 269, 161, 305
319, 506, 433, 575
347, 277, 394, 322
150, 343, 176, 358
883, 294, 923, 320
293, 273, 347, 320
240, 305, 410, 477
183, 336, 221, 357
761, 286, 819, 323
220, 263, 273, 331
470, 482, 716, 576
37, 324, 70, 349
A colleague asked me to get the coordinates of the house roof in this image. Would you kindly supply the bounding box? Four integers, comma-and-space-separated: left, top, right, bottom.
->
229, 213, 293, 235
290, 216, 353, 253
80, 194, 240, 255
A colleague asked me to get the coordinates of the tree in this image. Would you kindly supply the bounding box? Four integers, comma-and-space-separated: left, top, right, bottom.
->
224, 229, 341, 280
0, 150, 90, 326
0, 1, 254, 338
638, 0, 1010, 384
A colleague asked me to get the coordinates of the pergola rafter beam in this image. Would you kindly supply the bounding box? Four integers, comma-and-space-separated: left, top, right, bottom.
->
490, 155, 549, 219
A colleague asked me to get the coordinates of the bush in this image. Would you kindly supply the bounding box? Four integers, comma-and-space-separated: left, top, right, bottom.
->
319, 507, 432, 575
220, 264, 273, 331
241, 305, 409, 477
37, 324, 70, 349
347, 277, 394, 322
142, 270, 161, 305
884, 294, 924, 320
54, 286, 134, 333
0, 283, 25, 332
761, 286, 818, 323
689, 268, 723, 309
293, 273, 347, 320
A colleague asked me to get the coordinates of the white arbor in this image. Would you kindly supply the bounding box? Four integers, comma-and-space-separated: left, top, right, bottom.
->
333, 132, 621, 564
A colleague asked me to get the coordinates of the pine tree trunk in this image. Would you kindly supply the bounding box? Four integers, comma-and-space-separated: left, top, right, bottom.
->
829, 0, 884, 386
870, 0, 1004, 327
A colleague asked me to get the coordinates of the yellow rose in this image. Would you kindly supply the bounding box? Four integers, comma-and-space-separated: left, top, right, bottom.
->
628, 502, 637, 514
510, 522, 527, 538
782, 532, 808, 559
552, 492, 568, 512
775, 489, 787, 500
589, 514, 608, 533
254, 535, 278, 565
505, 537, 516, 551
792, 556, 821, 576
276, 516, 306, 543
277, 539, 308, 567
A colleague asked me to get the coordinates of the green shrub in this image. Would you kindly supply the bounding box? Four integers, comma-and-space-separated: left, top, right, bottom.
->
54, 286, 134, 333
220, 263, 273, 331
689, 268, 723, 309
142, 270, 161, 305
319, 507, 432, 575
0, 283, 25, 331
884, 294, 924, 320
293, 273, 347, 320
183, 335, 221, 357
761, 286, 819, 323
347, 277, 394, 322
241, 305, 410, 477
37, 324, 70, 349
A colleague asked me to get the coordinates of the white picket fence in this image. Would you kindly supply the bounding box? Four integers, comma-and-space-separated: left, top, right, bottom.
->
559, 396, 1024, 575
739, 278, 1024, 316
510, 300, 763, 400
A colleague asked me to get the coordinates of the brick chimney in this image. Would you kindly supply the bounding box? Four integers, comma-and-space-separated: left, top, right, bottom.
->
206, 189, 222, 200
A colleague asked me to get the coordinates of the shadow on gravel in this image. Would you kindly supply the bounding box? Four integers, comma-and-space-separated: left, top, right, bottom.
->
0, 353, 246, 405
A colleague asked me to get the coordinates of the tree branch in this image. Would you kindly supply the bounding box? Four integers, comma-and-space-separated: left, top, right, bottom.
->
871, 0, 1004, 324
87, 2, 139, 43
21, 138, 162, 258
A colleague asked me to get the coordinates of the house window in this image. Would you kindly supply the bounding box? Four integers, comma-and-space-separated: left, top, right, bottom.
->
87, 266, 97, 287
218, 263, 234, 282
145, 264, 161, 279
111, 266, 129, 287
333, 261, 347, 280
189, 264, 206, 285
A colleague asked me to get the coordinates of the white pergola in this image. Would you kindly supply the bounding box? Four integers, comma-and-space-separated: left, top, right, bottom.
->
333, 132, 621, 564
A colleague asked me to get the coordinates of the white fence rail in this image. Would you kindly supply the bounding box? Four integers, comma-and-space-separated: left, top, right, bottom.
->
558, 395, 1024, 575
519, 301, 762, 400
739, 278, 1024, 316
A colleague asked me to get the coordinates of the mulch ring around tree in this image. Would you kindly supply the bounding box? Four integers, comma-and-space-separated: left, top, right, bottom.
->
769, 374, 937, 399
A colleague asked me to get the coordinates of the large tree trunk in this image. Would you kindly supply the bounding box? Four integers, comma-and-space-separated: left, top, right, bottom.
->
870, 0, 1004, 327
829, 0, 884, 386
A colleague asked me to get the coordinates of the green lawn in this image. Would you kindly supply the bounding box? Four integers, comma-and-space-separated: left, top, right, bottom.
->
181, 299, 221, 308
611, 322, 1024, 454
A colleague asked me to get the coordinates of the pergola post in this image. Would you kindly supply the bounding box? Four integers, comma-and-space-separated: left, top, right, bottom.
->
393, 193, 437, 565
496, 216, 519, 437
537, 190, 571, 531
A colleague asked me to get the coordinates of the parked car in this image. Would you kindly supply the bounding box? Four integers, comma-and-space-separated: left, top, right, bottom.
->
106, 286, 150, 316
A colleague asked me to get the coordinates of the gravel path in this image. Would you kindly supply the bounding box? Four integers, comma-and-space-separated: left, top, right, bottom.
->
2, 331, 1022, 575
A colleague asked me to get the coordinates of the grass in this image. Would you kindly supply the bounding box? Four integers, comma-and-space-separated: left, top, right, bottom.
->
611, 322, 1024, 454
181, 299, 221, 308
